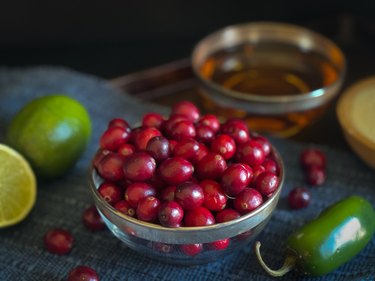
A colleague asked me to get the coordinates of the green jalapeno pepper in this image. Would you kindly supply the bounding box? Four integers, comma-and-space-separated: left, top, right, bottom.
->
255, 195, 375, 277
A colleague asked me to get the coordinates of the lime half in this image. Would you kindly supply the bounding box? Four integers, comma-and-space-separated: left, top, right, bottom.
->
0, 144, 37, 228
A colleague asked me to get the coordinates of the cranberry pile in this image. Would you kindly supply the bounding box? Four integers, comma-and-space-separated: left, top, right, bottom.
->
93, 101, 281, 228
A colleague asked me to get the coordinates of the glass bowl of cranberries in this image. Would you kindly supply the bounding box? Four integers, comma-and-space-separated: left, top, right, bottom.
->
88, 101, 285, 265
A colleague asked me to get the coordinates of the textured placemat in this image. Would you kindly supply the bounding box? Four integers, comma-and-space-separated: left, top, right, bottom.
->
0, 66, 374, 281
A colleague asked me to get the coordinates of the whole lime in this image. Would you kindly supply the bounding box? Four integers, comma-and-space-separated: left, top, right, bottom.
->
6, 95, 92, 179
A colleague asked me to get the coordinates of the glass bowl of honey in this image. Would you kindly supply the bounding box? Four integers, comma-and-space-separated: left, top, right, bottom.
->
192, 21, 346, 137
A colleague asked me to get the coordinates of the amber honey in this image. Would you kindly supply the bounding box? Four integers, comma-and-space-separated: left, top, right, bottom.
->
198, 42, 340, 137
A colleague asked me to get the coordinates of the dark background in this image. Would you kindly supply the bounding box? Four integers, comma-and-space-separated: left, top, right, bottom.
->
0, 0, 375, 79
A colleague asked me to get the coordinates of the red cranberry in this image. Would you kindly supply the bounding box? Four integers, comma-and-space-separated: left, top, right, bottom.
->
196, 153, 227, 180
44, 228, 73, 255
195, 143, 209, 163
96, 153, 126, 182
123, 226, 137, 236
132, 127, 162, 151
184, 206, 215, 226
117, 143, 135, 157
171, 100, 200, 122
200, 179, 227, 211
197, 114, 220, 132
108, 118, 129, 129
67, 265, 99, 281
162, 114, 189, 137
254, 172, 279, 196
123, 152, 156, 182
252, 165, 266, 182
82, 205, 106, 231
158, 157, 194, 185
181, 243, 203, 256
142, 112, 164, 129
159, 185, 177, 202
152, 242, 174, 253
300, 148, 326, 170
220, 118, 249, 144
125, 182, 156, 208
233, 188, 263, 214
195, 124, 215, 143
173, 138, 200, 163
306, 166, 326, 186
252, 134, 271, 157
242, 163, 254, 181
93, 149, 111, 169
158, 201, 184, 227
146, 136, 171, 162
288, 187, 311, 209
262, 159, 279, 175
100, 126, 130, 151
215, 208, 241, 223
210, 134, 236, 160
98, 182, 122, 205
169, 120, 196, 141
136, 196, 161, 222
236, 140, 265, 166
175, 182, 204, 210
114, 200, 136, 217
209, 238, 230, 251
221, 163, 252, 197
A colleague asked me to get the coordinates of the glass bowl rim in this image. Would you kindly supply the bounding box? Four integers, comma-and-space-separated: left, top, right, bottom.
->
191, 21, 347, 104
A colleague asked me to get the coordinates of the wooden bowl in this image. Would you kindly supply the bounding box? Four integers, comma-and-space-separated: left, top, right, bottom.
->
337, 76, 375, 170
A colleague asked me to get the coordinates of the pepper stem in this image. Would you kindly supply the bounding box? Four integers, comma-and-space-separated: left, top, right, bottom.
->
254, 241, 296, 277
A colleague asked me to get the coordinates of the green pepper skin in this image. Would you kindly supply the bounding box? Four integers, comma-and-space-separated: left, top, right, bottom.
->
286, 195, 375, 276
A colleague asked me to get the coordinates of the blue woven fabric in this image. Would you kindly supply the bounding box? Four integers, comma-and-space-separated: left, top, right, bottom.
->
0, 67, 374, 281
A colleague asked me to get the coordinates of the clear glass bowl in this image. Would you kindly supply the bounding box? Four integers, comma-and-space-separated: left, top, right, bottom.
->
191, 22, 346, 137
88, 146, 285, 265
